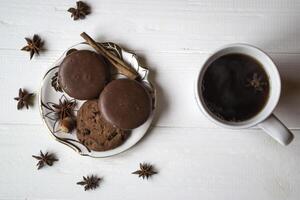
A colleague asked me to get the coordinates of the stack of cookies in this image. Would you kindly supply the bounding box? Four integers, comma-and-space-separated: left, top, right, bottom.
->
58, 49, 152, 151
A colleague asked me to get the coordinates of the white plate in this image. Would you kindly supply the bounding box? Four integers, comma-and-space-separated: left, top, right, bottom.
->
39, 42, 156, 158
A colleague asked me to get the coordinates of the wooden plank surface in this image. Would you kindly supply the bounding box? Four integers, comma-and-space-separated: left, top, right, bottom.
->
0, 0, 299, 199
0, 125, 299, 200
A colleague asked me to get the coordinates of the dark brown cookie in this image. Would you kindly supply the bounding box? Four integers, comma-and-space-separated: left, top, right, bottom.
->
59, 50, 109, 100
76, 100, 129, 151
99, 79, 152, 130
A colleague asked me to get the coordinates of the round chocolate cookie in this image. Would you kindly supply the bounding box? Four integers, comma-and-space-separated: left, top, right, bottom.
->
76, 100, 129, 151
99, 79, 152, 130
59, 50, 109, 100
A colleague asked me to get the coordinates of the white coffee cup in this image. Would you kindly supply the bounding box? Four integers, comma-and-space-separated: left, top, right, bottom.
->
195, 44, 294, 145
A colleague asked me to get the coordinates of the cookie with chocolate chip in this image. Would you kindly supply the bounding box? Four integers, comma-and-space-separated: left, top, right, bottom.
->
76, 100, 129, 151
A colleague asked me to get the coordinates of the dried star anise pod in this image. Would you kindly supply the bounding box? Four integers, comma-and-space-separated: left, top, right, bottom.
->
132, 163, 157, 179
51, 71, 63, 92
77, 175, 101, 191
52, 99, 76, 121
14, 88, 34, 110
246, 73, 268, 92
21, 34, 43, 59
32, 150, 58, 170
68, 1, 90, 20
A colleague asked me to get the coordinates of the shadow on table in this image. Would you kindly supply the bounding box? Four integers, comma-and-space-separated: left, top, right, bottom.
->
256, 29, 300, 127
126, 48, 170, 147
273, 56, 300, 127
137, 55, 168, 125
132, 52, 169, 145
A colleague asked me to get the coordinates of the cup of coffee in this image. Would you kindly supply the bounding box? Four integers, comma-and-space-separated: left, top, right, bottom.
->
195, 44, 294, 145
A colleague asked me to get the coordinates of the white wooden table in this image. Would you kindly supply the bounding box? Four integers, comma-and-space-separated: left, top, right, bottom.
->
1, 0, 300, 199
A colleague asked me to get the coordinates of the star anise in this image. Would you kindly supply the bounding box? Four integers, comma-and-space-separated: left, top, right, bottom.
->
52, 99, 76, 120
132, 163, 157, 179
14, 88, 34, 110
246, 73, 268, 92
32, 150, 58, 170
68, 1, 90, 20
77, 175, 101, 191
51, 71, 63, 92
21, 34, 43, 59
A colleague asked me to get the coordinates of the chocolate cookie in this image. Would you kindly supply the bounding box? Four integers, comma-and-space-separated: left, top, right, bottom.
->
76, 100, 129, 151
99, 79, 152, 130
59, 50, 109, 100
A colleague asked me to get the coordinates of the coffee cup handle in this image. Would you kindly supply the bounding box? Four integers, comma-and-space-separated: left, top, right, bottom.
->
259, 114, 294, 145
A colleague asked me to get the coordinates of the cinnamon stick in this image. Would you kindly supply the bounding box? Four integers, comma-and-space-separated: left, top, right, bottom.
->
80, 32, 139, 80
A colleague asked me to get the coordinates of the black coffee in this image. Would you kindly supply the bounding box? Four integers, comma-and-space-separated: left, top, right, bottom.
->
201, 53, 269, 122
